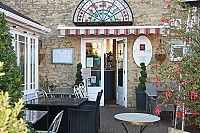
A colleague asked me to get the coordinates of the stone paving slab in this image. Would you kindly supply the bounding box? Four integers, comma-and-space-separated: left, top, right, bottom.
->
99, 105, 171, 133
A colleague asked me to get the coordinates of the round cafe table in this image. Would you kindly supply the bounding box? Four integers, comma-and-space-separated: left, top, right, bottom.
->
114, 113, 160, 133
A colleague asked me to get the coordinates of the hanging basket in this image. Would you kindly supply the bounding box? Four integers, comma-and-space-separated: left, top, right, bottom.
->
155, 39, 167, 62
155, 54, 166, 62
39, 54, 45, 63
39, 48, 45, 63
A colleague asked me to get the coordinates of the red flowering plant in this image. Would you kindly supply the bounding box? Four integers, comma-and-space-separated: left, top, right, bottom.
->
151, 0, 200, 127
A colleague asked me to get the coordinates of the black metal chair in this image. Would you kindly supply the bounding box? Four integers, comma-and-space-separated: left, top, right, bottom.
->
68, 90, 103, 133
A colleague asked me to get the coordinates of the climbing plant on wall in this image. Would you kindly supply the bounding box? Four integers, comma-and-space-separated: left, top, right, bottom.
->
151, 0, 200, 127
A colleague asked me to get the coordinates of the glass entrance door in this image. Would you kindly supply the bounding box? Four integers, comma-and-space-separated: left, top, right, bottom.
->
82, 39, 104, 106
116, 39, 125, 106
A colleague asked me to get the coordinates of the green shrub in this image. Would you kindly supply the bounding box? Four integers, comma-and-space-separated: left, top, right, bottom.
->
0, 62, 5, 76
0, 13, 23, 103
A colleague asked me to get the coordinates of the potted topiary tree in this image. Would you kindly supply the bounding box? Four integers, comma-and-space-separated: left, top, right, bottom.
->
136, 62, 147, 111
74, 63, 83, 86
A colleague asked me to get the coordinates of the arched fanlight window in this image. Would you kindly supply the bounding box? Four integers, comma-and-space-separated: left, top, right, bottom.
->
73, 0, 134, 26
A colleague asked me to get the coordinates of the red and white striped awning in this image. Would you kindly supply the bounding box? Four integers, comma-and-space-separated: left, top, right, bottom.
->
57, 26, 165, 37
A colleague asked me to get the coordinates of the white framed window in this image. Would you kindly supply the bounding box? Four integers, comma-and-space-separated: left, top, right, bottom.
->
170, 40, 187, 61
171, 19, 182, 29
10, 30, 38, 95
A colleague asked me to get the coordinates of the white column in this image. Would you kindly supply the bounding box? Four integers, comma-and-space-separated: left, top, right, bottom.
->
27, 37, 31, 91
35, 38, 39, 90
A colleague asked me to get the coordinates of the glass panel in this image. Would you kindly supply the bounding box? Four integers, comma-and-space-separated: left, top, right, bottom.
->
104, 39, 114, 69
117, 42, 123, 87
32, 39, 35, 44
173, 47, 183, 58
19, 35, 25, 42
86, 42, 101, 87
73, 0, 133, 25
19, 42, 25, 87
31, 43, 35, 90
15, 34, 17, 40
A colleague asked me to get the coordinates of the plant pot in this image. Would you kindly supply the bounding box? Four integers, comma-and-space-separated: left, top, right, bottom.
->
136, 88, 146, 111
155, 54, 166, 62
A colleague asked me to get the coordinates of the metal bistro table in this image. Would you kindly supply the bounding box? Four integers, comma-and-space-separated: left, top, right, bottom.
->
24, 110, 48, 125
114, 113, 160, 133
25, 97, 87, 133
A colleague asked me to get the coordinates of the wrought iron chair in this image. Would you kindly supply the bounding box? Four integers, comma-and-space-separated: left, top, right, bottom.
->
73, 83, 87, 98
35, 89, 48, 98
37, 110, 64, 133
68, 90, 103, 133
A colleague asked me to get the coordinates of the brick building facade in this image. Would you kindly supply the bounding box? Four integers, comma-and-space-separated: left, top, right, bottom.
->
1, 0, 170, 107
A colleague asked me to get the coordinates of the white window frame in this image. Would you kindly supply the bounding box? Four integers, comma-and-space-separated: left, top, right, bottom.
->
170, 40, 187, 61
10, 30, 39, 95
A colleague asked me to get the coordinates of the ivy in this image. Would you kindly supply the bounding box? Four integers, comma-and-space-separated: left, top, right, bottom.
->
0, 13, 23, 104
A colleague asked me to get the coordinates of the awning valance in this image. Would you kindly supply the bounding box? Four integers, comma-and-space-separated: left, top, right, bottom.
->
57, 26, 165, 37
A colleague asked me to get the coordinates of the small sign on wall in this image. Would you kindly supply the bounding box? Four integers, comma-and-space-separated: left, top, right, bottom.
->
82, 68, 91, 79
52, 48, 74, 64
140, 44, 145, 51
86, 57, 93, 67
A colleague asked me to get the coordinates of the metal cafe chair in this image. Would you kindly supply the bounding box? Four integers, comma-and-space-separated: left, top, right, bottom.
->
145, 83, 157, 113
37, 110, 64, 133
73, 83, 87, 98
35, 89, 48, 98
68, 90, 103, 133
147, 83, 175, 123
23, 93, 38, 104
47, 86, 56, 98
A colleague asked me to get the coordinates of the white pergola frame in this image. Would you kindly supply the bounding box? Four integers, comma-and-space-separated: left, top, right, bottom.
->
0, 5, 50, 96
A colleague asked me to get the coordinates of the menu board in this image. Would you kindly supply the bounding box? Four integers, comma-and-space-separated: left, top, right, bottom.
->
52, 48, 74, 64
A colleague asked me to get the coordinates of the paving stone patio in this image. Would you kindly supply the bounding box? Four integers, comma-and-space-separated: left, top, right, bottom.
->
99, 105, 200, 133
99, 105, 171, 133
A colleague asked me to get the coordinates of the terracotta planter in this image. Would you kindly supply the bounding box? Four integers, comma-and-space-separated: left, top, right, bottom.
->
155, 54, 166, 62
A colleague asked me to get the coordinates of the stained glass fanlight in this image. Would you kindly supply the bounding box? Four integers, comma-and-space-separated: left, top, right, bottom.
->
73, 0, 134, 26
